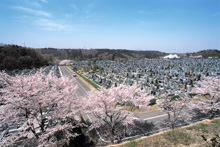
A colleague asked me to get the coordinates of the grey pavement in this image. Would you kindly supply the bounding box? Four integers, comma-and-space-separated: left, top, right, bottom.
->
59, 66, 90, 97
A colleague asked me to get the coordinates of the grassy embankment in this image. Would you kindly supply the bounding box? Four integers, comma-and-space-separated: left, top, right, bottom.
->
67, 66, 100, 90
78, 74, 100, 90
108, 117, 220, 147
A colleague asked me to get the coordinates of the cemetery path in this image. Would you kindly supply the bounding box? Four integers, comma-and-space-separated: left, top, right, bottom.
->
59, 66, 91, 98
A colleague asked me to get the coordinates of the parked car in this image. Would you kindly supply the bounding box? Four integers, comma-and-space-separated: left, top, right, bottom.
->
72, 73, 77, 77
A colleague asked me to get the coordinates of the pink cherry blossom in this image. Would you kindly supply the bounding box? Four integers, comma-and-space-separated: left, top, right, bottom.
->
190, 76, 220, 119
59, 60, 71, 65
158, 93, 191, 129
0, 70, 81, 146
80, 82, 152, 143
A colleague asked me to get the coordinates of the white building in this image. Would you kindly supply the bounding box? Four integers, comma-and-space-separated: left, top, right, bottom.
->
163, 54, 180, 59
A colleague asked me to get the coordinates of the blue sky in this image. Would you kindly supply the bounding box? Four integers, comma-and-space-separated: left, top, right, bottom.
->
0, 0, 219, 53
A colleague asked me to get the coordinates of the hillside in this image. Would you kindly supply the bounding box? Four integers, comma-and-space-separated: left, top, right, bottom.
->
37, 48, 168, 60
191, 49, 220, 58
0, 45, 53, 70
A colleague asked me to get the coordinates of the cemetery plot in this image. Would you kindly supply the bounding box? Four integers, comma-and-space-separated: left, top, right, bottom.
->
70, 58, 220, 96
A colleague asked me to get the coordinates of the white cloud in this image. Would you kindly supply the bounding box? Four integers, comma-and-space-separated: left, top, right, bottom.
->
29, 2, 42, 7
64, 14, 74, 19
33, 18, 79, 32
212, 12, 219, 17
82, 4, 95, 14
40, 0, 48, 3
34, 18, 66, 30
13, 6, 51, 17
70, 4, 79, 11
87, 4, 94, 9
13, 5, 80, 32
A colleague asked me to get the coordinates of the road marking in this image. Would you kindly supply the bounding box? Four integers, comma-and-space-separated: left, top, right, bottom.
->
133, 114, 167, 121
143, 114, 167, 121
58, 66, 63, 76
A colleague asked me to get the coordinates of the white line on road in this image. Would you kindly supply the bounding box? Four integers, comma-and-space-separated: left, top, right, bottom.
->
58, 66, 63, 77
133, 114, 167, 121
143, 114, 167, 121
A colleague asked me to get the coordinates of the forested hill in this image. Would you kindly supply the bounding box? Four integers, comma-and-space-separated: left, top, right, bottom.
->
37, 48, 167, 60
0, 45, 53, 70
191, 49, 220, 58
1, 44, 218, 71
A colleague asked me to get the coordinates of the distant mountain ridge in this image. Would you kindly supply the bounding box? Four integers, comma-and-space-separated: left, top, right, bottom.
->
37, 48, 220, 61
37, 48, 168, 60
1, 44, 219, 70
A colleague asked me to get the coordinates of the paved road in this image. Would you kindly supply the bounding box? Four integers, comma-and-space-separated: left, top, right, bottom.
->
59, 66, 90, 98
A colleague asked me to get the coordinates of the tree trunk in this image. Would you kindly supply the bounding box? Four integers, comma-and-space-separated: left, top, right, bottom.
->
110, 127, 115, 143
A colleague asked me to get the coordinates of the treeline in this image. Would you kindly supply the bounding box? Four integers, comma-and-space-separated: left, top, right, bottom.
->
195, 49, 220, 58
0, 45, 54, 70
38, 48, 167, 60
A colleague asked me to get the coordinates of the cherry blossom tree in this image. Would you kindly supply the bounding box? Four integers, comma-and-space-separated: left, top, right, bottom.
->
0, 70, 81, 146
59, 60, 71, 65
158, 93, 190, 129
190, 76, 220, 119
81, 83, 152, 143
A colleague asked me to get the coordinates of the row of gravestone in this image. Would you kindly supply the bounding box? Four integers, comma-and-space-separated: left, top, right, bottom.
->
71, 58, 220, 95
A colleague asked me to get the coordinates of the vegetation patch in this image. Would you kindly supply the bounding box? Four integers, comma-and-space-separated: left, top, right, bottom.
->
79, 74, 100, 90
188, 93, 197, 98
149, 98, 157, 106
110, 117, 220, 147
125, 139, 136, 147
187, 123, 209, 133
163, 130, 192, 145
171, 95, 180, 100
211, 118, 220, 124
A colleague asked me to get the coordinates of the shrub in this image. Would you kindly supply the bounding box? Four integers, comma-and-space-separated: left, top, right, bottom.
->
149, 98, 157, 106
171, 95, 180, 101
188, 93, 197, 98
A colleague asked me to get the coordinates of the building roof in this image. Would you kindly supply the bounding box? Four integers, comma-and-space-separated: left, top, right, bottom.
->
163, 54, 180, 59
